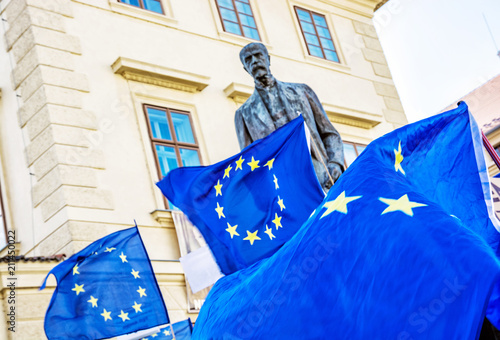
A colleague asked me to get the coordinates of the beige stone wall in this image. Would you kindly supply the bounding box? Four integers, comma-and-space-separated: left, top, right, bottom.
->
0, 0, 407, 338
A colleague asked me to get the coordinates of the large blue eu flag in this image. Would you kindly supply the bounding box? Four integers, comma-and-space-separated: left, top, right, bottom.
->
192, 102, 500, 339
41, 226, 169, 340
157, 115, 325, 275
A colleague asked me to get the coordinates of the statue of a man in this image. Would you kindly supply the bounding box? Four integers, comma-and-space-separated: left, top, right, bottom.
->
234, 42, 344, 190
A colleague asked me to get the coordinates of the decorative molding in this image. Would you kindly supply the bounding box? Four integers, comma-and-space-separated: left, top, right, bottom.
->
111, 57, 210, 93
223, 82, 254, 105
151, 209, 176, 229
323, 103, 383, 129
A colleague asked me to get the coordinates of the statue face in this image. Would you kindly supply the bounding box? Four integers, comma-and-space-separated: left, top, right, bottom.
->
241, 46, 270, 79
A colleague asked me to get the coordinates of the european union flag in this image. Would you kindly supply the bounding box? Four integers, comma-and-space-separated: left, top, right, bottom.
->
142, 319, 193, 339
157, 115, 324, 275
192, 102, 500, 339
41, 226, 169, 340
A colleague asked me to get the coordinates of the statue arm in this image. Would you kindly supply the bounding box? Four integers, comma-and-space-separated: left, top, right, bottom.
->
304, 85, 345, 173
235, 109, 253, 150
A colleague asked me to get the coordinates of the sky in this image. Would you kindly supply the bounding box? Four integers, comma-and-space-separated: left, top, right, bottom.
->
374, 0, 500, 122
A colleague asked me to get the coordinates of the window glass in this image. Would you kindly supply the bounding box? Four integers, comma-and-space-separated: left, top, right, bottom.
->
239, 14, 256, 28
147, 107, 172, 141
218, 0, 234, 9
119, 0, 163, 14
343, 142, 367, 168
243, 27, 259, 40
343, 143, 357, 167
220, 8, 238, 22
224, 20, 242, 35
309, 45, 324, 58
296, 7, 339, 63
180, 149, 201, 167
216, 0, 260, 40
296, 9, 312, 23
324, 50, 339, 62
143, 0, 162, 13
235, 1, 252, 15
145, 106, 202, 209
156, 145, 178, 176
171, 112, 195, 144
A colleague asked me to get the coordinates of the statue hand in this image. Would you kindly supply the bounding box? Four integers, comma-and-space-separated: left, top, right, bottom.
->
324, 163, 342, 189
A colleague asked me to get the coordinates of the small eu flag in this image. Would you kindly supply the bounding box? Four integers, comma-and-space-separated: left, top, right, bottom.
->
157, 115, 325, 275
41, 226, 169, 340
142, 318, 193, 339
192, 102, 500, 339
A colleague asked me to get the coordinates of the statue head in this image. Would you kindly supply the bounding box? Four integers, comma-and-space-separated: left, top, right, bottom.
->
239, 43, 271, 81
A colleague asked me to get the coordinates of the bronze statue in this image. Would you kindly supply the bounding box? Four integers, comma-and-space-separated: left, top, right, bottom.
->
234, 42, 344, 190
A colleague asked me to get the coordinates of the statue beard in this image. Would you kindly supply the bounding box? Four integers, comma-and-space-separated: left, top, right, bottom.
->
253, 68, 273, 87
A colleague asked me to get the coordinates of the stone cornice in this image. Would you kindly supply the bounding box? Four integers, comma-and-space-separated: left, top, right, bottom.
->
111, 57, 210, 93
323, 103, 383, 129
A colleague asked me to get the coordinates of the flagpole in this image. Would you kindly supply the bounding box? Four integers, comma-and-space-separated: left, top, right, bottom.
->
482, 131, 500, 171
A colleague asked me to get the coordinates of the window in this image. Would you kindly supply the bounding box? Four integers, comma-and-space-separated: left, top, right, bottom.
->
118, 0, 164, 14
295, 7, 339, 63
343, 142, 366, 168
144, 105, 201, 208
215, 0, 260, 40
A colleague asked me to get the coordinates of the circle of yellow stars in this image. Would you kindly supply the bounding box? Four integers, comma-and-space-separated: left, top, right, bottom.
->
213, 154, 286, 246
70, 246, 150, 324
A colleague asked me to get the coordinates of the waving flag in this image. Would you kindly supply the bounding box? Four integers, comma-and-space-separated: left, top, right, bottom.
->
142, 319, 193, 340
192, 102, 500, 339
41, 226, 169, 340
157, 115, 325, 275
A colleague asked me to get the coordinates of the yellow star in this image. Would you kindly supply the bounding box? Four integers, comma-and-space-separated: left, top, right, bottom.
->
119, 252, 128, 263
243, 230, 261, 245
273, 174, 279, 189
101, 309, 112, 321
277, 196, 285, 211
104, 247, 116, 252
226, 222, 240, 239
264, 225, 276, 240
163, 329, 171, 336
247, 156, 260, 171
223, 164, 232, 179
379, 194, 427, 217
215, 202, 225, 219
137, 286, 147, 297
271, 213, 283, 230
264, 158, 275, 170
321, 191, 362, 218
394, 141, 405, 175
73, 264, 80, 275
132, 301, 142, 313
72, 283, 85, 295
214, 180, 223, 196
131, 269, 140, 279
87, 295, 98, 308
235, 155, 245, 171
118, 310, 130, 322
151, 333, 158, 338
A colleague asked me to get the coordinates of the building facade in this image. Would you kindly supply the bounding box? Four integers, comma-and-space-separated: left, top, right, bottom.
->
0, 0, 406, 338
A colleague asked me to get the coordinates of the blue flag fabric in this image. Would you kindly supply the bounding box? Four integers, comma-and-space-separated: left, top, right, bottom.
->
142, 319, 193, 339
41, 226, 169, 340
192, 102, 500, 339
157, 115, 325, 275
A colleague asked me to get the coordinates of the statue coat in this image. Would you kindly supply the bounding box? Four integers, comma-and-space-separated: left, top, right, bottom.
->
235, 80, 344, 188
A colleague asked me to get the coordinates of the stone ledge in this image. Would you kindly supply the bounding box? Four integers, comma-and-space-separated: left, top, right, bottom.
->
151, 210, 176, 229
111, 57, 210, 93
323, 103, 383, 129
223, 82, 254, 105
